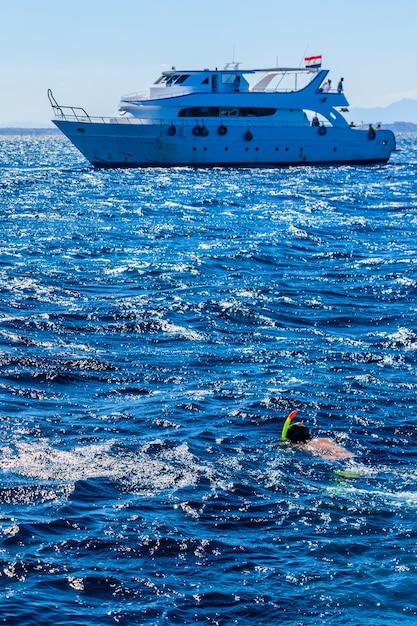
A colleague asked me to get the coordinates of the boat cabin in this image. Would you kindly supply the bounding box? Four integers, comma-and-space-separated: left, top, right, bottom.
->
150, 68, 251, 97
149, 65, 321, 97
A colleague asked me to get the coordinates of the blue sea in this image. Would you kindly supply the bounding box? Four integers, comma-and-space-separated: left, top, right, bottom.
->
0, 132, 416, 625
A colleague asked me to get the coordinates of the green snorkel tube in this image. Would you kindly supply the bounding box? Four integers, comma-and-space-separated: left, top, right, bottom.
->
281, 410, 297, 441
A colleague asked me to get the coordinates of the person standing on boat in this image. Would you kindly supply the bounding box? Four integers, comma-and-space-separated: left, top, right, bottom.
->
233, 75, 241, 91
321, 79, 331, 93
337, 77, 344, 93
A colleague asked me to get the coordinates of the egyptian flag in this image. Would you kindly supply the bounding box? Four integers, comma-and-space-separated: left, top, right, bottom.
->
304, 55, 322, 68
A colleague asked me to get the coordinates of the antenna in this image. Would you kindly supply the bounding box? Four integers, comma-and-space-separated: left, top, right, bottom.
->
300, 45, 309, 68
224, 44, 242, 70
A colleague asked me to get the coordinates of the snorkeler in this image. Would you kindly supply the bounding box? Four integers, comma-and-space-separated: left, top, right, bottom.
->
281, 410, 354, 461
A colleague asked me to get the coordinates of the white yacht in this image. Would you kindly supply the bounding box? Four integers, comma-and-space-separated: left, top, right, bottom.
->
48, 59, 396, 168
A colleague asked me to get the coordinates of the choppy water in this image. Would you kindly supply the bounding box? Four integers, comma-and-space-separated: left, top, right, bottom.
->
0, 132, 416, 625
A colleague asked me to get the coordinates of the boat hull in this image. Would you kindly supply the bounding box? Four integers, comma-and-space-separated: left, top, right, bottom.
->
54, 120, 396, 168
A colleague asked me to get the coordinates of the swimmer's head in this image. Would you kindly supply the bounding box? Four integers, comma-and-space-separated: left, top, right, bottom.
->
286, 422, 311, 444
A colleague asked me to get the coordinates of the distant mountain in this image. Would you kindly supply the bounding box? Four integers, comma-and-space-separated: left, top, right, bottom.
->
348, 98, 417, 125
381, 121, 417, 133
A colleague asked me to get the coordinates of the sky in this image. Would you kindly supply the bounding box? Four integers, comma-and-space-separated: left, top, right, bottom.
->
1, 0, 417, 125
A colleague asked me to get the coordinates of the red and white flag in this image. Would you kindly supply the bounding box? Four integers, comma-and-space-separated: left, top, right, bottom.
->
304, 55, 322, 68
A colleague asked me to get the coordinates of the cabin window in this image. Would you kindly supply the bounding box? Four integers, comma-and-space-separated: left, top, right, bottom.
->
166, 74, 182, 85
201, 77, 209, 85
176, 74, 190, 84
179, 106, 219, 117
239, 107, 276, 116
178, 106, 277, 118
154, 74, 190, 85
220, 107, 238, 116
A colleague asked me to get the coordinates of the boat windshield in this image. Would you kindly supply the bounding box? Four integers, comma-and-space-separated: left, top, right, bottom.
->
154, 74, 190, 86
